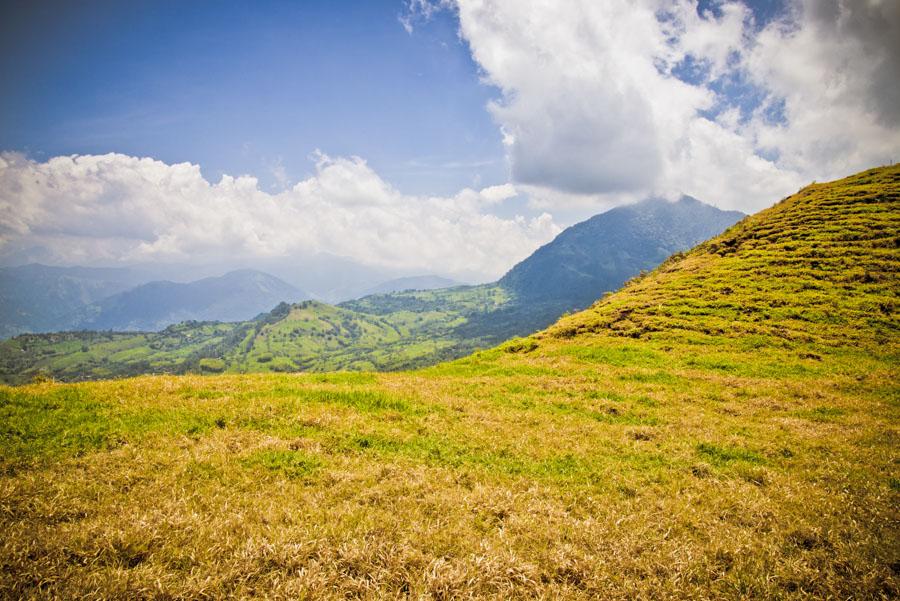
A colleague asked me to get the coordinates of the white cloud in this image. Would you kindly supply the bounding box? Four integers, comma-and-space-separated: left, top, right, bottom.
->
0, 152, 559, 280
458, 0, 667, 196
471, 183, 517, 204
743, 0, 900, 178
400, 0, 455, 34
267, 156, 290, 190
435, 0, 900, 212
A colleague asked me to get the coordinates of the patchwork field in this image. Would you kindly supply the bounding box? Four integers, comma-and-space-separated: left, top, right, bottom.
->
1, 165, 898, 599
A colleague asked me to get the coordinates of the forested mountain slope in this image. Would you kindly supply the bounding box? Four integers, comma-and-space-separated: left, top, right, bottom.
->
500, 195, 743, 307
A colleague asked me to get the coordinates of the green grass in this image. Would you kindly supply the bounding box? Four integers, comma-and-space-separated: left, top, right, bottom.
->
696, 442, 766, 465
241, 449, 323, 480
0, 165, 898, 598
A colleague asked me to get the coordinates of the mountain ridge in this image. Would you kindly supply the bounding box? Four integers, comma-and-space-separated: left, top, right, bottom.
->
499, 195, 745, 307
0, 263, 149, 338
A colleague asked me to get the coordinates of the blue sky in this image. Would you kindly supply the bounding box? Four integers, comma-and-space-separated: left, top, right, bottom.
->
0, 0, 506, 194
1, 0, 896, 278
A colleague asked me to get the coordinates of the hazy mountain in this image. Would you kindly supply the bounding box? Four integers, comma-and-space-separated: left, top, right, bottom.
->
361, 275, 460, 297
253, 253, 401, 303
0, 254, 445, 337
0, 264, 150, 338
60, 269, 308, 332
500, 196, 745, 309
96, 254, 400, 302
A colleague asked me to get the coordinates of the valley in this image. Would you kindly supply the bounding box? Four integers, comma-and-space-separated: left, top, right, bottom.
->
0, 196, 743, 383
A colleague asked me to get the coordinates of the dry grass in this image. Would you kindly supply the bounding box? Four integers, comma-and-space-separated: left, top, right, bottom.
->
1, 165, 898, 599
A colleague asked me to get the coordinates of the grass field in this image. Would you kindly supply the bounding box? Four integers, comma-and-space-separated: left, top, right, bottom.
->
1, 165, 898, 598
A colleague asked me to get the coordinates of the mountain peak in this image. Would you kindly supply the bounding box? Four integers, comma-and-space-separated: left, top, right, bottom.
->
499, 195, 744, 308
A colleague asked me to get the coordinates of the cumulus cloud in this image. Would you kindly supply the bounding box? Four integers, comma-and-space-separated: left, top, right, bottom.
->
744, 0, 900, 178
0, 152, 559, 280
422, 0, 900, 212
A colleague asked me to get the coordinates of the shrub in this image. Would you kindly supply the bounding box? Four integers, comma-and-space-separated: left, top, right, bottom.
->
502, 338, 539, 353
198, 358, 226, 373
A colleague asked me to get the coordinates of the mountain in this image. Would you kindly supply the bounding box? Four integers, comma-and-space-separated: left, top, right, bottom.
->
361, 275, 460, 297
0, 255, 398, 337
4, 166, 897, 599
0, 263, 149, 338
500, 195, 744, 308
60, 269, 307, 332
0, 197, 743, 381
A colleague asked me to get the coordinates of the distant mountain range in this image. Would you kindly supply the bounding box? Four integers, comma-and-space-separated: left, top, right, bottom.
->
0, 196, 745, 382
60, 269, 309, 332
0, 264, 457, 338
0, 264, 148, 338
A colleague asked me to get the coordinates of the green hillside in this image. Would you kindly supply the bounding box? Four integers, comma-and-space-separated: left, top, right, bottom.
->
222, 297, 504, 373
544, 173, 897, 350
1, 165, 897, 598
0, 321, 249, 382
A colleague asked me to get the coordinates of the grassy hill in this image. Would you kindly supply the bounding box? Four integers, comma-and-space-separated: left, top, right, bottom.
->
1, 165, 897, 598
221, 297, 503, 373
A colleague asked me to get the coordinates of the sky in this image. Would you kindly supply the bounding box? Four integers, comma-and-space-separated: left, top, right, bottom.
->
1, 0, 898, 281
0, 0, 506, 195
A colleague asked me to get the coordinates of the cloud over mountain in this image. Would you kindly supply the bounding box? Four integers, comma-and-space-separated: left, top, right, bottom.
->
0, 152, 558, 280
437, 0, 900, 211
